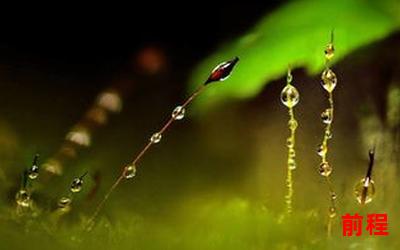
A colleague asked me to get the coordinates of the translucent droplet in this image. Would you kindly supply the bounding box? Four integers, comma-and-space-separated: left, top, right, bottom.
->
324, 43, 335, 60
124, 164, 136, 179
171, 106, 185, 120
325, 130, 333, 140
328, 206, 337, 218
70, 178, 83, 193
150, 132, 162, 144
317, 144, 327, 157
354, 178, 376, 205
321, 109, 333, 124
321, 69, 337, 92
28, 165, 39, 180
319, 162, 332, 177
58, 196, 72, 208
288, 158, 296, 170
330, 192, 337, 200
280, 85, 299, 108
286, 138, 294, 148
288, 119, 298, 130
15, 189, 31, 208
288, 148, 296, 158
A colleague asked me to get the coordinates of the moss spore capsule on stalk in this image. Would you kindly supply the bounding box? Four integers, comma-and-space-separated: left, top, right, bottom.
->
354, 148, 376, 205
205, 57, 239, 84
86, 57, 239, 230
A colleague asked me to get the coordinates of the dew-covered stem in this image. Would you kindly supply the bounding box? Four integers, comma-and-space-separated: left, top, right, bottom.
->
318, 31, 338, 237
15, 154, 40, 213
85, 57, 239, 230
280, 67, 299, 215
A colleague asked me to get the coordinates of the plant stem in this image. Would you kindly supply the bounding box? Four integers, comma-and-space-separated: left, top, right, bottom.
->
85, 85, 206, 230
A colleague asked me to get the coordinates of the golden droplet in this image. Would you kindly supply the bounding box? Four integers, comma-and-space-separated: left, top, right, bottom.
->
328, 206, 337, 218
28, 165, 39, 180
150, 132, 162, 144
319, 162, 332, 177
317, 144, 327, 157
124, 164, 137, 179
321, 108, 333, 124
58, 196, 72, 208
288, 158, 296, 170
288, 148, 296, 158
70, 178, 83, 193
280, 85, 299, 108
171, 106, 185, 120
324, 43, 335, 61
286, 138, 294, 148
321, 69, 337, 92
15, 189, 31, 208
288, 119, 298, 130
354, 178, 376, 205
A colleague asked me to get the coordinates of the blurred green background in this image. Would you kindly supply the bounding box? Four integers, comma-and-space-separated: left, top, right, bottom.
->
0, 0, 399, 249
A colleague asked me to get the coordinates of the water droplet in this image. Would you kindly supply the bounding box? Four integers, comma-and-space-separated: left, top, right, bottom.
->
354, 178, 375, 205
321, 109, 333, 124
288, 158, 296, 170
286, 138, 293, 148
171, 106, 185, 120
324, 43, 335, 60
328, 206, 337, 218
325, 130, 333, 139
331, 192, 337, 200
321, 69, 337, 92
289, 148, 296, 158
70, 178, 83, 193
124, 164, 137, 179
28, 165, 39, 180
150, 132, 162, 144
280, 85, 299, 108
288, 119, 298, 130
15, 189, 31, 208
317, 144, 327, 157
58, 196, 72, 208
205, 57, 239, 84
319, 162, 332, 177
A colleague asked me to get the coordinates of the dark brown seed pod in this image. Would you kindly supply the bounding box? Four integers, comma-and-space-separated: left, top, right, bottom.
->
205, 57, 239, 85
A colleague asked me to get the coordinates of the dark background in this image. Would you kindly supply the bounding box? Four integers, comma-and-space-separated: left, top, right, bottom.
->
0, 4, 280, 79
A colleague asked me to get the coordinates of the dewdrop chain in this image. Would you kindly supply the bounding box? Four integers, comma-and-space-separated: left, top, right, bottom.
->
15, 154, 40, 213
85, 57, 239, 230
280, 68, 300, 215
56, 172, 88, 212
317, 32, 338, 237
354, 148, 376, 205
85, 85, 205, 229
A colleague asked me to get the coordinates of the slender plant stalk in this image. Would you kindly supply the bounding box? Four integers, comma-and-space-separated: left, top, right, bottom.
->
15, 154, 39, 213
317, 31, 338, 237
85, 57, 239, 230
53, 172, 88, 217
280, 67, 300, 215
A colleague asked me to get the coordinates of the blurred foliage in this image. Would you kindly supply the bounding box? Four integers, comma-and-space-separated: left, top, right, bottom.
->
189, 0, 400, 111
1, 198, 396, 249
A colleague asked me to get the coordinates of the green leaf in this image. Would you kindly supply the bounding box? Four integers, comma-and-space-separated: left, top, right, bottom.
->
188, 0, 400, 111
